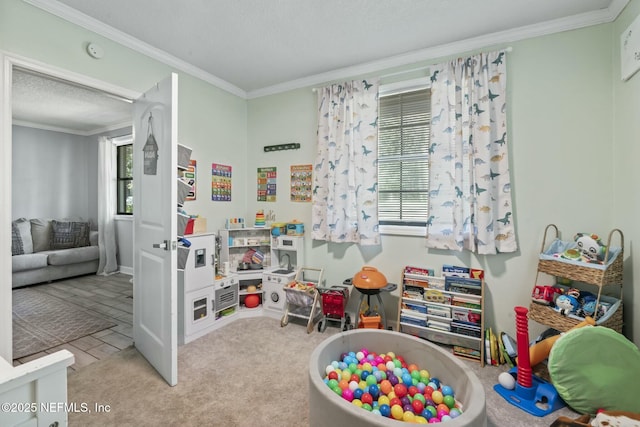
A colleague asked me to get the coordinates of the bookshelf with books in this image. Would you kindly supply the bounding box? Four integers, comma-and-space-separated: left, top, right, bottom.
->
397, 265, 486, 366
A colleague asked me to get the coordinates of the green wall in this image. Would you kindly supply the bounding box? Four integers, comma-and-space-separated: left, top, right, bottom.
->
247, 22, 639, 343
612, 1, 640, 345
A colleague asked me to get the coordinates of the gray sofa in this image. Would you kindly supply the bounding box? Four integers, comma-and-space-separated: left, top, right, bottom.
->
11, 218, 99, 288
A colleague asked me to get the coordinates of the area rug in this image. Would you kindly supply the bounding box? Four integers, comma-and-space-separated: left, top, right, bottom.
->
12, 288, 116, 359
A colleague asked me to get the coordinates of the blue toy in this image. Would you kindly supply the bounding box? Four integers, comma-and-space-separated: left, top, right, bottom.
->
555, 294, 579, 316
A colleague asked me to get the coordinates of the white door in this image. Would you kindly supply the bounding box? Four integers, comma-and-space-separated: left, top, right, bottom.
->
132, 73, 179, 386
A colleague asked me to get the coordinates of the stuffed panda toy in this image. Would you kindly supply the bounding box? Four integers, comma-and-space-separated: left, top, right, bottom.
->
574, 233, 607, 264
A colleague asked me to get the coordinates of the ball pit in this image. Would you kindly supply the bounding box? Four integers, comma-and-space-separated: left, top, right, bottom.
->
309, 329, 486, 426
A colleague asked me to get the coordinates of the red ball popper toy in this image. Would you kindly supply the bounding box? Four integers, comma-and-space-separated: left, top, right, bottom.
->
493, 306, 565, 417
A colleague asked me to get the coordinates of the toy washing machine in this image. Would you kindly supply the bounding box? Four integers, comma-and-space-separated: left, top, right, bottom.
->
262, 269, 296, 313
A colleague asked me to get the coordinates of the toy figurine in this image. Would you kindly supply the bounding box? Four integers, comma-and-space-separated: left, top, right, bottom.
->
574, 233, 607, 264
555, 294, 579, 316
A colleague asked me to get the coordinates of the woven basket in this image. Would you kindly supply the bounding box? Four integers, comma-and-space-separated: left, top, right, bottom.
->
528, 301, 623, 333
529, 224, 624, 333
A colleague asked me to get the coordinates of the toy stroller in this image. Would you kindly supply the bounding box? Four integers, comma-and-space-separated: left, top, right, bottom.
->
317, 284, 352, 332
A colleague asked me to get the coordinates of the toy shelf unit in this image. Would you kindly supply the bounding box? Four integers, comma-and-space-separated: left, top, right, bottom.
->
176, 143, 194, 268
397, 265, 486, 366
219, 227, 273, 273
281, 267, 324, 333
528, 224, 624, 334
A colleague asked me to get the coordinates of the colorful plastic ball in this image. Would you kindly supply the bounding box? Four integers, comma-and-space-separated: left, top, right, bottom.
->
443, 395, 456, 409
402, 372, 413, 384
431, 390, 444, 404
379, 404, 391, 417
378, 395, 390, 406
327, 371, 338, 381
361, 370, 369, 381
403, 404, 414, 413
362, 362, 372, 372
441, 385, 453, 396
353, 388, 363, 400
428, 418, 440, 423
325, 365, 335, 375
425, 405, 437, 418
400, 396, 411, 407
388, 374, 399, 386
362, 403, 373, 412
373, 371, 384, 382
421, 408, 433, 420
380, 380, 393, 395
420, 369, 430, 381
436, 403, 450, 414
389, 397, 402, 408
413, 393, 426, 405
417, 382, 426, 393
386, 361, 396, 371
390, 404, 404, 420
441, 415, 452, 422
371, 409, 381, 416
361, 393, 374, 406
341, 388, 354, 402
356, 351, 365, 361
437, 409, 449, 418
415, 416, 429, 424
331, 385, 342, 395
327, 379, 338, 389
403, 411, 416, 422
430, 378, 441, 388
408, 385, 419, 397
394, 383, 408, 398
412, 399, 425, 414
449, 408, 462, 418
352, 399, 363, 408
338, 379, 349, 390
368, 384, 380, 399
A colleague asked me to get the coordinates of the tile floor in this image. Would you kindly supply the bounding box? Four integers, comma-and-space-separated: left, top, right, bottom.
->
12, 273, 134, 372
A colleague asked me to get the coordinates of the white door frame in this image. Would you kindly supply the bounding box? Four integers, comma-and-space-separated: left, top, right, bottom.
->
0, 51, 140, 362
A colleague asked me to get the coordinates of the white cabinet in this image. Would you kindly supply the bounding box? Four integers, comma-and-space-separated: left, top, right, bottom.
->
219, 228, 273, 272
178, 233, 217, 344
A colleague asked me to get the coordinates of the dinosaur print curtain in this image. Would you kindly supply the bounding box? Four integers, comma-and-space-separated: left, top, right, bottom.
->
312, 79, 380, 245
427, 50, 517, 254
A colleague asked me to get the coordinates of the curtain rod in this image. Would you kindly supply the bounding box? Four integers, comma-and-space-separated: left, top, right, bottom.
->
311, 46, 513, 92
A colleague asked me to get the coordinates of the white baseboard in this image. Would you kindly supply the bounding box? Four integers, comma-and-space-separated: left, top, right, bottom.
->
118, 266, 133, 276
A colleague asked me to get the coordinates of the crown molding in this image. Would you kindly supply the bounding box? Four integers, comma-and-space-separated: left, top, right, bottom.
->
25, 0, 629, 100
23, 0, 247, 99
247, 1, 629, 98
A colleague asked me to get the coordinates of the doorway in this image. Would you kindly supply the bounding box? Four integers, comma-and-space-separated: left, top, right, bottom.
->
1, 53, 139, 363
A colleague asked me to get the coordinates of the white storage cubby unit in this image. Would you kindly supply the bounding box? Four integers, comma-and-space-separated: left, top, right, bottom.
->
219, 227, 273, 272
397, 266, 485, 366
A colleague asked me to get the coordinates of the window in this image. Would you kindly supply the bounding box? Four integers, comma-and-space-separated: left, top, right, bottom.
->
378, 79, 431, 234
115, 136, 133, 215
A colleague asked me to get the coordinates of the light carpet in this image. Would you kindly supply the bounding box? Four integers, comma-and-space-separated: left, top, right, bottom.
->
13, 287, 116, 359
67, 316, 580, 427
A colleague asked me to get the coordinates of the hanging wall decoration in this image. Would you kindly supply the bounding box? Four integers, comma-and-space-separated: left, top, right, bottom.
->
290, 164, 312, 202
143, 113, 158, 175
212, 163, 232, 201
183, 159, 197, 201
257, 167, 277, 202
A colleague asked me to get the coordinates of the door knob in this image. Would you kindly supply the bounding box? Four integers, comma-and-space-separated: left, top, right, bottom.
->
153, 240, 169, 250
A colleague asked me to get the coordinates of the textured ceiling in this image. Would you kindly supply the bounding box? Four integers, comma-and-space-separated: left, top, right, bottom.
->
14, 0, 627, 134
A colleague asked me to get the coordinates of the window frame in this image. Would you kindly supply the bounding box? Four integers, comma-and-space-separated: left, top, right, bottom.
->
377, 77, 431, 237
114, 135, 133, 216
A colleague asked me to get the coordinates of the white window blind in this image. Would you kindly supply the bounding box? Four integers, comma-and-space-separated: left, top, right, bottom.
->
378, 88, 431, 226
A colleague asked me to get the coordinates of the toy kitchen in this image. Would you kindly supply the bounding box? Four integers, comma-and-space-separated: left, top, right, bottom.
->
218, 222, 305, 314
